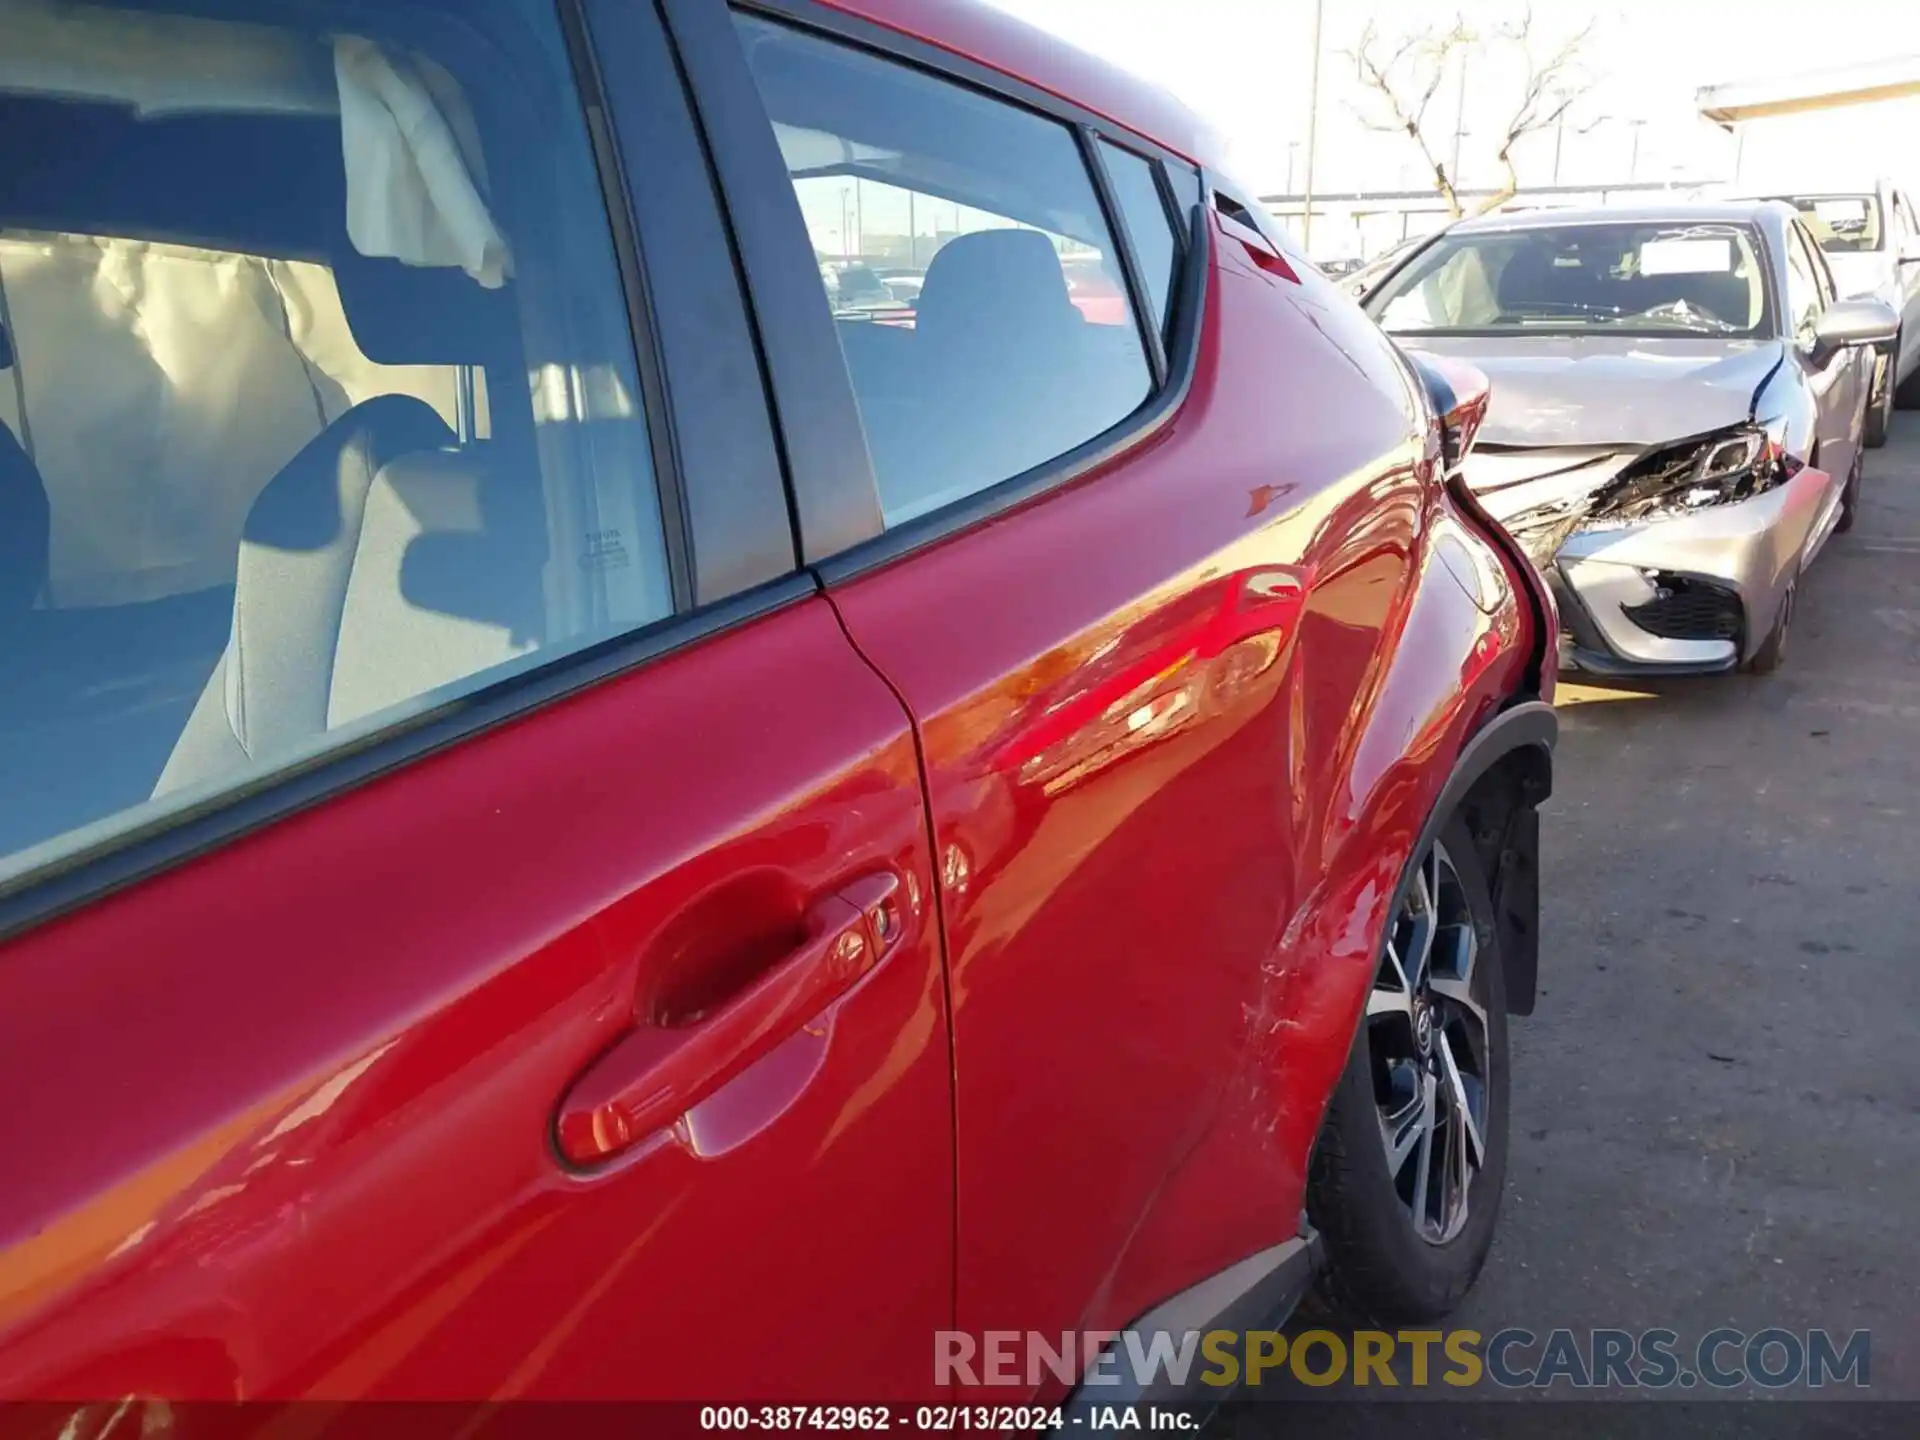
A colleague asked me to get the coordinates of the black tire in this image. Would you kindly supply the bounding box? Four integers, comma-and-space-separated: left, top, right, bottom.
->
1746, 583, 1793, 675
1837, 449, 1862, 534
1306, 811, 1510, 1326
1866, 348, 1894, 448
1898, 355, 1920, 411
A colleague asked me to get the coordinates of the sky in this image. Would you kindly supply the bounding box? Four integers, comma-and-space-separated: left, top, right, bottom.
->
980, 0, 1920, 201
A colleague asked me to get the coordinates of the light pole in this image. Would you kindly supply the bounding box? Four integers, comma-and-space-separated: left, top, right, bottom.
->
1302, 0, 1325, 252
1450, 49, 1470, 185
1628, 119, 1647, 182
1551, 95, 1568, 186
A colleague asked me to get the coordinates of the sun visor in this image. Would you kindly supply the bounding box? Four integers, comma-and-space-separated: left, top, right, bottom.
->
335, 36, 510, 290
0, 0, 334, 115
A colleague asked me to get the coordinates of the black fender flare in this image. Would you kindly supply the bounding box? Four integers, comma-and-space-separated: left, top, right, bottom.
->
1409, 699, 1556, 1016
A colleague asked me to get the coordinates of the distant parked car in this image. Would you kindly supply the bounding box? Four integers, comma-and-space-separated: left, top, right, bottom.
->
1746, 182, 1920, 446
1366, 201, 1899, 676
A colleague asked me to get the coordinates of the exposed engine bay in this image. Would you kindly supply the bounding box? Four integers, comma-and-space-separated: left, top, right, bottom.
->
1465, 423, 1798, 571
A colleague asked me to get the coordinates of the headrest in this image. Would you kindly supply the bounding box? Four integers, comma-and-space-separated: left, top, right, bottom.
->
1495, 246, 1555, 306
915, 229, 1079, 348
331, 251, 517, 367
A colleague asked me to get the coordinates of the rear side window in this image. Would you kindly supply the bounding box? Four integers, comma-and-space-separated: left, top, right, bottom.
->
1099, 140, 1180, 339
1775, 194, 1883, 254
732, 14, 1152, 529
1784, 224, 1825, 342
0, 0, 670, 885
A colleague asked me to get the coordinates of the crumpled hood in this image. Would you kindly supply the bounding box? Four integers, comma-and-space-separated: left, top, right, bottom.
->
1406, 335, 1784, 447
1459, 447, 1638, 569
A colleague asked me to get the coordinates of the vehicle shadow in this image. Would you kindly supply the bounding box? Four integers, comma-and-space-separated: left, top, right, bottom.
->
1552, 671, 1773, 729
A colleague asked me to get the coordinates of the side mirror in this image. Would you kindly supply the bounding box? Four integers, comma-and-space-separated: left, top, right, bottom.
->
1810, 297, 1901, 365
1403, 349, 1492, 473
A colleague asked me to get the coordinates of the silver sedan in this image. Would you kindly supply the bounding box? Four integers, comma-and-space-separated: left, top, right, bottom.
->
1364, 201, 1899, 675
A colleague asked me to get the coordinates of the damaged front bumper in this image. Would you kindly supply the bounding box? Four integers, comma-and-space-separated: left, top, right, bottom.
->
1468, 438, 1839, 674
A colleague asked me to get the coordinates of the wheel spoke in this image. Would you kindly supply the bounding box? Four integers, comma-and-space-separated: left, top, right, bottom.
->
1380, 931, 1413, 991
1443, 1094, 1471, 1235
1438, 1032, 1487, 1169
1406, 1070, 1437, 1227
1379, 1076, 1428, 1175
1433, 915, 1476, 986
1367, 840, 1494, 1248
1403, 873, 1437, 990
1428, 973, 1488, 1036
1368, 982, 1414, 1019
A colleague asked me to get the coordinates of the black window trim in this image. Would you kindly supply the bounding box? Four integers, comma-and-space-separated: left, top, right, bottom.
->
1081, 127, 1167, 386
691, 0, 1211, 583
732, 0, 1203, 176
0, 0, 806, 942
557, 0, 697, 614
1091, 130, 1185, 377
579, 0, 799, 605
659, 0, 887, 567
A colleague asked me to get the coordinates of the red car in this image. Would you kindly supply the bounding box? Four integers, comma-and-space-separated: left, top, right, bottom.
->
0, 0, 1555, 1413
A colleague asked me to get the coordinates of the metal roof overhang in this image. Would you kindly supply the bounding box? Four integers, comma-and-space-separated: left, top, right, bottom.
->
1697, 57, 1920, 127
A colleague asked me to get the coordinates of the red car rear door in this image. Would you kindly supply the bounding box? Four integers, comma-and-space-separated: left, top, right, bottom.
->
0, 0, 949, 1404
688, 0, 1432, 1387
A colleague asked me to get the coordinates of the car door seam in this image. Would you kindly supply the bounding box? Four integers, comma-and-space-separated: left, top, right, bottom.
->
816, 582, 963, 1342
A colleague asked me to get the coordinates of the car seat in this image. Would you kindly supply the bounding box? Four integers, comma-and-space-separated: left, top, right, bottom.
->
153, 395, 455, 794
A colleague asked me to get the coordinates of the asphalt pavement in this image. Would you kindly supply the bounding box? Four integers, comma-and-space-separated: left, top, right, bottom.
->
1214, 420, 1920, 1431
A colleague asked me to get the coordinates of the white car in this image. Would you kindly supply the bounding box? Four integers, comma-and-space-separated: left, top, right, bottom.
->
1753, 183, 1920, 447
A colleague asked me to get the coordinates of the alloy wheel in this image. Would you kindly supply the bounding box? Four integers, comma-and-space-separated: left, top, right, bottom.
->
1366, 840, 1491, 1245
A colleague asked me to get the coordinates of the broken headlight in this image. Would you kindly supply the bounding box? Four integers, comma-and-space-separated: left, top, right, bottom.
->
1586, 421, 1796, 526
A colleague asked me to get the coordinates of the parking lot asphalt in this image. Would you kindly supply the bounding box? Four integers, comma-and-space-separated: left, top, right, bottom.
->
1215, 421, 1920, 1430
1452, 418, 1920, 1397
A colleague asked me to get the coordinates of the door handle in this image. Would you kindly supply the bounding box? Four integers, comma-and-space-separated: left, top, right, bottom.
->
555, 874, 903, 1167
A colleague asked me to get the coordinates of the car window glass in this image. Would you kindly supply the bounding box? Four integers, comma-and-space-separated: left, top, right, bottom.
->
733, 13, 1152, 531
1777, 194, 1882, 254
1783, 225, 1824, 341
1799, 224, 1838, 305
1370, 223, 1768, 337
1099, 140, 1180, 339
0, 0, 671, 885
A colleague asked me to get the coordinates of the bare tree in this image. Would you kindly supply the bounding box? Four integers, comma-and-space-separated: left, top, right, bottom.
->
1482, 9, 1598, 212
1347, 6, 1597, 218
1346, 16, 1477, 217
